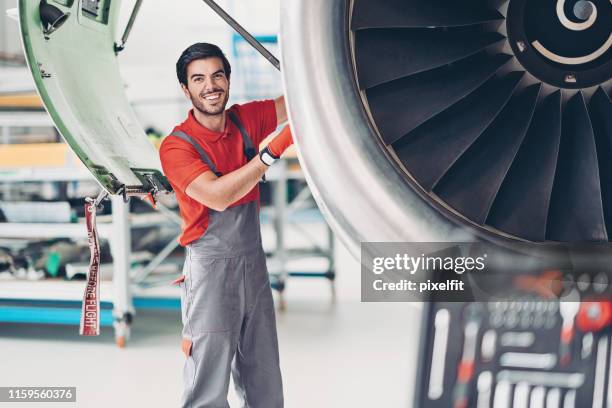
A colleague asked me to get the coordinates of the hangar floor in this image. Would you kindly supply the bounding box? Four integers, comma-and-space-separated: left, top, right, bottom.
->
0, 241, 419, 408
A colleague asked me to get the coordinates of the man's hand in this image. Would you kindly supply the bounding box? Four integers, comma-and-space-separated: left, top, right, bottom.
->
267, 125, 293, 158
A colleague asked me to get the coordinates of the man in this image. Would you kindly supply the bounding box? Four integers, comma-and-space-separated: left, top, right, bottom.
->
159, 43, 291, 408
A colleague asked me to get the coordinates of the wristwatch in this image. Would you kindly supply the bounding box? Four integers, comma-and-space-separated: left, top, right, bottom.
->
259, 146, 278, 166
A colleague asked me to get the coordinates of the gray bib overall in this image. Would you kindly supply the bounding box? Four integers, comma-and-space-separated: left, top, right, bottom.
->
171, 112, 283, 408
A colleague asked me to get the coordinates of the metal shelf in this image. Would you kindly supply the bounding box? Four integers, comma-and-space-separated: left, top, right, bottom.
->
0, 167, 93, 183
0, 280, 114, 302
263, 159, 336, 308
0, 306, 115, 326
0, 195, 137, 345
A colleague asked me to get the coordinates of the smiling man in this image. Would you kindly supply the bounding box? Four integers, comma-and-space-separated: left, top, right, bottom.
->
159, 43, 291, 408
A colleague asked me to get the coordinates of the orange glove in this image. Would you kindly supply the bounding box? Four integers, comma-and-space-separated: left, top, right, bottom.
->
267, 125, 293, 158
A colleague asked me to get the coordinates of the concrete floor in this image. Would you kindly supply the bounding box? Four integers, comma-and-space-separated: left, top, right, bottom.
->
0, 240, 422, 408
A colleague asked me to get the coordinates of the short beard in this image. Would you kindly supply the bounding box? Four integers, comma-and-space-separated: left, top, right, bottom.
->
190, 90, 229, 116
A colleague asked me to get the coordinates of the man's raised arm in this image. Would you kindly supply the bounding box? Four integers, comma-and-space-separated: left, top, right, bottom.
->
186, 125, 293, 211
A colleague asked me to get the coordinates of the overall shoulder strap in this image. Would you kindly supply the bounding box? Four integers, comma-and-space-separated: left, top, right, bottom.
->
170, 130, 222, 177
227, 111, 257, 161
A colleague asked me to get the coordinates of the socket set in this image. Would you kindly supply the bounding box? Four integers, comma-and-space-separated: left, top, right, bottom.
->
415, 271, 612, 407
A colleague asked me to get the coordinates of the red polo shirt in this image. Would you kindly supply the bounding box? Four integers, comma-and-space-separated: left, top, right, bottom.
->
159, 100, 277, 246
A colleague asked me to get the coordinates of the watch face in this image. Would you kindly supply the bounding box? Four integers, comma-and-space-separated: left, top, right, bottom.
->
261, 151, 276, 166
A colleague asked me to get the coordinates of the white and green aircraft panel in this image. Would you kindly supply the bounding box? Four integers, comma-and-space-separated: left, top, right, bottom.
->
18, 0, 170, 194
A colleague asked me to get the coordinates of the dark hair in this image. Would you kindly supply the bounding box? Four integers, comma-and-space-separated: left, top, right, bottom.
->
176, 43, 231, 86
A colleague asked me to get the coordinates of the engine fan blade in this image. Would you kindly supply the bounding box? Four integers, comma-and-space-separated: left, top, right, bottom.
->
433, 83, 541, 224
352, 0, 503, 30
394, 72, 524, 190
547, 92, 607, 242
355, 27, 505, 89
368, 52, 512, 145
487, 91, 563, 241
590, 87, 612, 237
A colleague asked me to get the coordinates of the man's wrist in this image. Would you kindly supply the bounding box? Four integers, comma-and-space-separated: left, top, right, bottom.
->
259, 146, 278, 166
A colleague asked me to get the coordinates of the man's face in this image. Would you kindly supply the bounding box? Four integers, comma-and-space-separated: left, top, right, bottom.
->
182, 57, 230, 117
